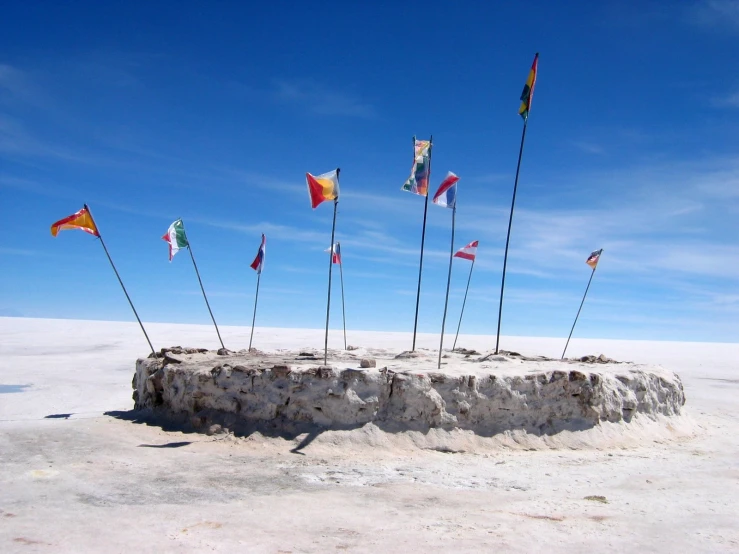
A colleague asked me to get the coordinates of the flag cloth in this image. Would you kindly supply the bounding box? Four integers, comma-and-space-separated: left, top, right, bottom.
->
250, 234, 266, 274
454, 240, 479, 261
50, 205, 99, 237
401, 139, 431, 196
162, 219, 189, 261
306, 169, 340, 209
432, 172, 460, 209
518, 53, 539, 120
586, 248, 603, 269
325, 242, 342, 264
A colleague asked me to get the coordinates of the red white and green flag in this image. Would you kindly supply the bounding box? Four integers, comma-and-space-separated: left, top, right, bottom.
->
162, 219, 189, 261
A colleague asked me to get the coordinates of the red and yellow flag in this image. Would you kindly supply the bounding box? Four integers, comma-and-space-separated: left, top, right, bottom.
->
51, 205, 100, 237
306, 169, 340, 209
518, 53, 539, 120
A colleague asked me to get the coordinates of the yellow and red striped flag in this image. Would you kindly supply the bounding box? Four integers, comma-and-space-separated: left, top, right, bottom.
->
50, 205, 99, 237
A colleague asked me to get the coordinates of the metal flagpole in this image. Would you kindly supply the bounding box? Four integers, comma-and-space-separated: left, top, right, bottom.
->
249, 271, 261, 351
495, 120, 528, 354
438, 205, 456, 369
452, 258, 475, 351
561, 263, 599, 360
412, 135, 432, 351
186, 237, 225, 350
86, 204, 156, 356
324, 170, 340, 365
338, 242, 347, 350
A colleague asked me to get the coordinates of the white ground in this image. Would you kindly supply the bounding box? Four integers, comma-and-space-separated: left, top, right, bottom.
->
1, 317, 737, 552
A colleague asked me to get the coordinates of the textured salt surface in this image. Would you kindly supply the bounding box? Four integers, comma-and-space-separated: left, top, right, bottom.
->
133, 347, 685, 435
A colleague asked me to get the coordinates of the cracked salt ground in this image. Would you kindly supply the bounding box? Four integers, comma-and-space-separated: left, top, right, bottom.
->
278, 455, 521, 491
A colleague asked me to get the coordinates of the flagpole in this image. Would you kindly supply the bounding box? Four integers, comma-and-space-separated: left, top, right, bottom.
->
437, 205, 456, 369
452, 258, 475, 351
324, 170, 340, 365
561, 264, 598, 360
186, 240, 225, 350
495, 120, 529, 354
85, 205, 156, 356
412, 134, 432, 351
338, 242, 347, 350
249, 271, 261, 351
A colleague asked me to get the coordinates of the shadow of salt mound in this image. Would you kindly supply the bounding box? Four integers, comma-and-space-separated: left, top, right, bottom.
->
138, 441, 193, 449
0, 384, 31, 394
45, 413, 73, 419
105, 408, 375, 448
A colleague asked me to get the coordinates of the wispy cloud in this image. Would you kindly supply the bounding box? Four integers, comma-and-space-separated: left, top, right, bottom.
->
274, 80, 377, 118
572, 140, 605, 154
688, 0, 739, 31
0, 247, 39, 257
469, 172, 510, 184
712, 89, 739, 108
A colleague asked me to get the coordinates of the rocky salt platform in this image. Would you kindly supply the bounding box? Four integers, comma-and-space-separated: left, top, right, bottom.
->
133, 346, 685, 436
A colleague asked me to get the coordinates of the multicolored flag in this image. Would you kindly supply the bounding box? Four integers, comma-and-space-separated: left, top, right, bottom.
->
50, 205, 100, 237
162, 219, 189, 261
325, 242, 342, 264
586, 248, 603, 269
518, 53, 539, 121
250, 234, 266, 274
401, 139, 431, 196
432, 172, 460, 209
306, 169, 340, 209
454, 240, 479, 261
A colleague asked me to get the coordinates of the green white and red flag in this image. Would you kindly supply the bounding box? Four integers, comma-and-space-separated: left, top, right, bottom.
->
162, 219, 189, 261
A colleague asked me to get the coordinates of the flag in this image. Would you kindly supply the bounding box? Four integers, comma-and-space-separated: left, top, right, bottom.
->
454, 240, 479, 261
325, 242, 342, 264
586, 248, 603, 269
401, 139, 431, 196
518, 53, 539, 121
432, 172, 460, 209
162, 219, 189, 261
306, 169, 340, 209
250, 234, 266, 274
50, 205, 99, 237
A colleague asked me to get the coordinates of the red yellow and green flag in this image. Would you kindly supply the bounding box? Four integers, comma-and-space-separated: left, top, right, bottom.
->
518, 53, 539, 121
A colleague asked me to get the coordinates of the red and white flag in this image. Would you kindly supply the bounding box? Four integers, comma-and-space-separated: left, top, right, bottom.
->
250, 234, 266, 274
454, 240, 478, 261
324, 242, 342, 264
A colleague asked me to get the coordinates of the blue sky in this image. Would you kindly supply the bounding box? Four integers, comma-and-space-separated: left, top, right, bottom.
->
1, 0, 738, 343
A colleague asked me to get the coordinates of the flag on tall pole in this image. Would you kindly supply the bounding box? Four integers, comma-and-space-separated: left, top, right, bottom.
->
51, 205, 156, 356
432, 172, 460, 369
518, 53, 539, 121
452, 240, 479, 351
402, 136, 433, 351
562, 249, 603, 360
307, 168, 341, 365
495, 53, 539, 355
162, 219, 225, 350
401, 139, 431, 196
326, 242, 347, 350
248, 234, 266, 351
307, 169, 340, 209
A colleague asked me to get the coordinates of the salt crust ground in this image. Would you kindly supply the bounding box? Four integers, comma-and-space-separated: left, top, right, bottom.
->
0, 318, 737, 552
